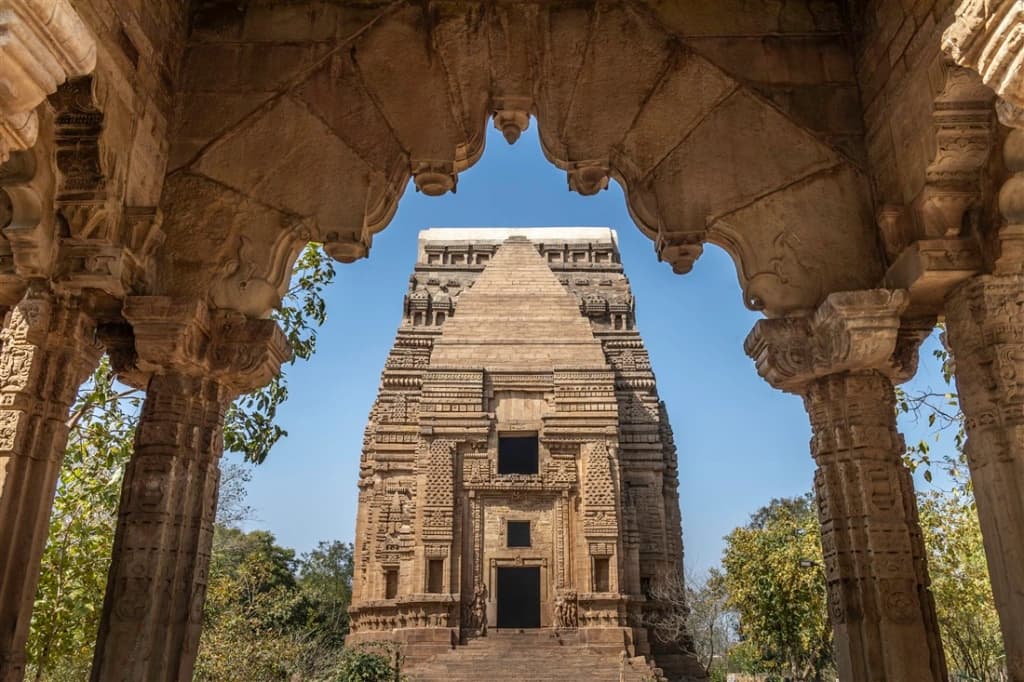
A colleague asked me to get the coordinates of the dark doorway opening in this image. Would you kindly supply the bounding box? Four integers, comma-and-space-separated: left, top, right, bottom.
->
496, 566, 541, 628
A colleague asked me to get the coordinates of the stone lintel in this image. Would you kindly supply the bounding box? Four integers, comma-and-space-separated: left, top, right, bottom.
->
745, 289, 913, 393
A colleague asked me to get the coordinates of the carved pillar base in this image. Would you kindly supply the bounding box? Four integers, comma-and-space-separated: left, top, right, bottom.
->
746, 289, 946, 682
0, 287, 100, 681
945, 273, 1024, 680
805, 371, 944, 681
90, 373, 229, 682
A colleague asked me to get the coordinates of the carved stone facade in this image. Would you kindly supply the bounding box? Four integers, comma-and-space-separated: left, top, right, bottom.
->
348, 229, 704, 680
0, 1, 1022, 680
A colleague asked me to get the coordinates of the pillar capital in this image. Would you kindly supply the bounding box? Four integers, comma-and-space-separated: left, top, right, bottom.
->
744, 289, 917, 393
0, 0, 97, 161
117, 296, 291, 395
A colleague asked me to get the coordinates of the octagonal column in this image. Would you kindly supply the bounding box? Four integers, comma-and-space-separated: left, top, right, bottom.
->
0, 286, 101, 681
745, 290, 946, 682
90, 298, 289, 682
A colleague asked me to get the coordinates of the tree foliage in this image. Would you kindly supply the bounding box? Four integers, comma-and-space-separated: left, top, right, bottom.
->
646, 568, 736, 681
720, 494, 834, 682
27, 244, 336, 680
194, 530, 357, 681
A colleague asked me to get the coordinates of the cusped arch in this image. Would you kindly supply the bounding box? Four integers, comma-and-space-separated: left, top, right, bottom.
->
161, 0, 886, 318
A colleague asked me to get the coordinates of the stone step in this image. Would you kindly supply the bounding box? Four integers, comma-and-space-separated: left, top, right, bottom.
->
403, 630, 664, 682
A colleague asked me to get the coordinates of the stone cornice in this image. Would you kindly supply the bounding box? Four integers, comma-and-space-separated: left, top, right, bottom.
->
0, 0, 96, 161
744, 289, 914, 393
117, 296, 291, 394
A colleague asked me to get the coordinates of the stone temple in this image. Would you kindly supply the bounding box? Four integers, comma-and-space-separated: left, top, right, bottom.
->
3, 2, 1024, 680
347, 228, 704, 680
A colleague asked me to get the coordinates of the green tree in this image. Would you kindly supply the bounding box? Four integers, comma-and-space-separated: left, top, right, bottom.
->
720, 494, 833, 681
299, 540, 355, 645
26, 243, 336, 680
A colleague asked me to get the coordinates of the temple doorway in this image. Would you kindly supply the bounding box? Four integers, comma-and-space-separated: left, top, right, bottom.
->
496, 567, 541, 629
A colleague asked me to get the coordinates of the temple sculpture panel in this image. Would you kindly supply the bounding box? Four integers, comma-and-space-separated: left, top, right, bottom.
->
347, 228, 704, 680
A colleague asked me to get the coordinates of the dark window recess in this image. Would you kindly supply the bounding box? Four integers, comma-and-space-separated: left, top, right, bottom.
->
593, 558, 610, 592
498, 435, 539, 474
385, 568, 399, 599
640, 576, 652, 599
427, 559, 444, 593
507, 521, 531, 548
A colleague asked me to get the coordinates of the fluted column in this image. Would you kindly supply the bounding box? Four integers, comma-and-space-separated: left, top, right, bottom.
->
0, 286, 101, 681
90, 298, 289, 682
745, 290, 946, 682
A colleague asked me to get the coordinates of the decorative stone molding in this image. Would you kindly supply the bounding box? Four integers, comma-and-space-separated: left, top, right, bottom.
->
0, 0, 97, 161
655, 228, 706, 276
915, 65, 995, 238
744, 289, 910, 393
877, 66, 992, 315
942, 0, 1024, 112
492, 95, 532, 145
567, 160, 610, 196
119, 296, 291, 394
412, 160, 457, 196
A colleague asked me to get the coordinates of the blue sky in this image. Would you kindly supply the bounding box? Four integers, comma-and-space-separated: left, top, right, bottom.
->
230, 123, 953, 574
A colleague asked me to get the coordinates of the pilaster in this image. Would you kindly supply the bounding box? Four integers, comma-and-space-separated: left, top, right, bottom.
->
0, 285, 101, 682
90, 297, 289, 682
745, 289, 946, 682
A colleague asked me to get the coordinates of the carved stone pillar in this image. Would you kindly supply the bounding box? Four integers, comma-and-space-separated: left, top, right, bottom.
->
945, 275, 1024, 679
0, 285, 101, 681
745, 290, 946, 682
90, 298, 288, 682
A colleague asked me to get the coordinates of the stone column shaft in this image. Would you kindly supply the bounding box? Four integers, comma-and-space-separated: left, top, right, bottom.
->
89, 297, 288, 682
945, 274, 1024, 680
0, 288, 100, 682
90, 373, 229, 682
746, 289, 946, 682
805, 371, 944, 681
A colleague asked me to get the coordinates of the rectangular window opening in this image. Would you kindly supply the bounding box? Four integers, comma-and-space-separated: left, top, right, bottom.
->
498, 435, 539, 475
593, 558, 610, 592
427, 559, 444, 594
507, 520, 531, 548
385, 568, 399, 599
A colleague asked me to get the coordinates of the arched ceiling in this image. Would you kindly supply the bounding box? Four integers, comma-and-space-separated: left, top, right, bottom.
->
162, 0, 883, 317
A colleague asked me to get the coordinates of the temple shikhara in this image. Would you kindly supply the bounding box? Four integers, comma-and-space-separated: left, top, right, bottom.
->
2, 0, 1024, 680
347, 228, 703, 679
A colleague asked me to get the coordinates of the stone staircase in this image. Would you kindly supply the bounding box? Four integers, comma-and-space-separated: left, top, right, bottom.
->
404, 629, 664, 682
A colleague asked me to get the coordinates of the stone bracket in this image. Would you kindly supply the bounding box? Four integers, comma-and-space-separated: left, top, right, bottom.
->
119, 296, 291, 394
745, 289, 912, 393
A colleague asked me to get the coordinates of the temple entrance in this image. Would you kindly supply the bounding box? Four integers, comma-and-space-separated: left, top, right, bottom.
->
496, 567, 541, 629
